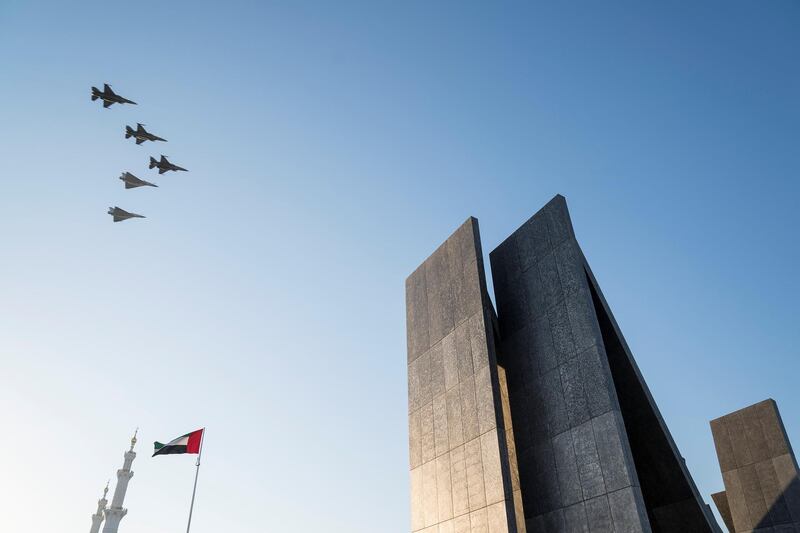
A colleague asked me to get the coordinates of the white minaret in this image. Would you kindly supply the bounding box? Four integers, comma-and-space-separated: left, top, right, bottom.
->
89, 482, 109, 533
102, 430, 137, 533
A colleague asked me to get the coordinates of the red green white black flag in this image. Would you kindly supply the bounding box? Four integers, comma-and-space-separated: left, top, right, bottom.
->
152, 428, 204, 457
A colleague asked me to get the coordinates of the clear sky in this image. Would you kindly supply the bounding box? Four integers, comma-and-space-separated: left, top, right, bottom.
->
0, 1, 797, 531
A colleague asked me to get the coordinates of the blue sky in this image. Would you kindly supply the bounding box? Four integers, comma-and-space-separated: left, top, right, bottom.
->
0, 1, 797, 531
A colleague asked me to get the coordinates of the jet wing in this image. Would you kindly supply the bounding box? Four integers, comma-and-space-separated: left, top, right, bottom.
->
103, 100, 114, 108
158, 167, 167, 174
136, 138, 145, 145
104, 83, 114, 95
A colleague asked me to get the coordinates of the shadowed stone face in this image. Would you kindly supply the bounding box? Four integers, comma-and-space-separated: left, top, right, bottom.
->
711, 399, 800, 532
406, 197, 720, 533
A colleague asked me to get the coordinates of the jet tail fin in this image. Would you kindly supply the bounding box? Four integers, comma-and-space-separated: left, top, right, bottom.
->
149, 157, 157, 169
91, 87, 99, 101
125, 126, 134, 138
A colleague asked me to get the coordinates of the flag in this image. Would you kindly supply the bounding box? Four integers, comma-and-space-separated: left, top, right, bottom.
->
153, 428, 204, 457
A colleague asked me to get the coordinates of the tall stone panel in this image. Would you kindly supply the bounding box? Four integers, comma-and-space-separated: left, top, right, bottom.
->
407, 218, 520, 533
489, 195, 719, 533
710, 399, 800, 532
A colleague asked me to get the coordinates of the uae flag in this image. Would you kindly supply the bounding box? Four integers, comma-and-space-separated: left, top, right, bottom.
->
153, 429, 204, 457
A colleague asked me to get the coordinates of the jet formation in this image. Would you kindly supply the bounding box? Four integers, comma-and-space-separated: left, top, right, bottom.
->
91, 84, 137, 108
92, 83, 189, 222
125, 123, 167, 145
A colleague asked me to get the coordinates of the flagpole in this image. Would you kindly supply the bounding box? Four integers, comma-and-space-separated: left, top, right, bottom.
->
186, 428, 205, 533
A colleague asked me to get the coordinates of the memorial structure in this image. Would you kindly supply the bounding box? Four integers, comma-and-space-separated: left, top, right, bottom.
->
405, 195, 720, 532
710, 399, 800, 532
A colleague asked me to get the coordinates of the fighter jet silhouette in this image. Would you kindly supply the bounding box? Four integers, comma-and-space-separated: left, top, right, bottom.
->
125, 123, 167, 145
91, 84, 137, 108
119, 172, 158, 189
149, 155, 187, 174
108, 206, 145, 222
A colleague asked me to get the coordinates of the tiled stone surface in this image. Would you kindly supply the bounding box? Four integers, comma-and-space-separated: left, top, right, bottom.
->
711, 400, 800, 531
490, 196, 715, 532
406, 218, 517, 533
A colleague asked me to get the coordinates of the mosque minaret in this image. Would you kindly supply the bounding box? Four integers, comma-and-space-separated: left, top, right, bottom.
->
94, 430, 137, 533
89, 482, 109, 533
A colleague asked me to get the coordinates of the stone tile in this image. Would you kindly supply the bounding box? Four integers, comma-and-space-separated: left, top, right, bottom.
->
515, 213, 552, 272
465, 437, 487, 511
548, 301, 576, 366
431, 342, 446, 399
421, 401, 435, 463
773, 454, 800, 523
521, 261, 547, 320
481, 429, 505, 505
552, 429, 583, 507
564, 501, 590, 533
726, 413, 755, 468
537, 251, 562, 310
565, 286, 600, 354
434, 393, 450, 457
560, 358, 591, 429
460, 377, 480, 443
505, 427, 520, 492
542, 508, 566, 532
447, 387, 465, 449
512, 489, 526, 532
585, 494, 614, 533
544, 195, 575, 246
410, 407, 422, 468
463, 258, 485, 318
469, 313, 491, 372
572, 420, 606, 500
487, 501, 510, 533
711, 417, 737, 473
491, 241, 529, 336
456, 321, 475, 382
443, 331, 460, 392
541, 367, 569, 437
579, 345, 613, 417
532, 439, 563, 515
723, 468, 753, 531
454, 514, 472, 533
451, 444, 470, 518
530, 315, 558, 376
759, 401, 791, 458
592, 410, 634, 492
607, 486, 649, 533
439, 519, 455, 533
555, 239, 586, 298
437, 452, 454, 522
447, 235, 470, 328
742, 404, 771, 464
426, 244, 456, 347
411, 465, 424, 531
740, 463, 770, 527
408, 352, 422, 413
475, 365, 497, 435
407, 265, 430, 363
417, 350, 433, 411
423, 459, 439, 527
470, 507, 489, 533
755, 458, 792, 525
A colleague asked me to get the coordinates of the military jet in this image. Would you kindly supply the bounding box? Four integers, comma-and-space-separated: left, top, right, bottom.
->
91, 84, 137, 108
108, 206, 145, 222
125, 123, 167, 145
119, 172, 158, 189
149, 155, 187, 174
